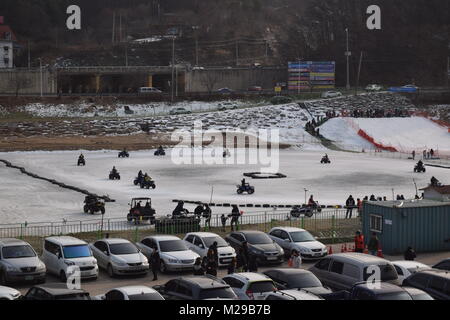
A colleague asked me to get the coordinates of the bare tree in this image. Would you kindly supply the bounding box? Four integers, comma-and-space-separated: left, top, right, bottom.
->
9, 72, 33, 97
199, 70, 221, 93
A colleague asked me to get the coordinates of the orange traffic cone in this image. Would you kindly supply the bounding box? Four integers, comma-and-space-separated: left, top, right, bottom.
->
377, 245, 384, 258
363, 246, 369, 254
328, 246, 333, 255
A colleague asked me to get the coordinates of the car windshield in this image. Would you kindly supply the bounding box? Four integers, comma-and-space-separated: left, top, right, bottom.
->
248, 281, 276, 293
199, 287, 236, 299
286, 273, 322, 288
376, 292, 412, 300
290, 231, 316, 242
62, 245, 91, 259
245, 233, 272, 245
128, 293, 164, 300
363, 264, 398, 281
203, 237, 228, 248
109, 243, 138, 255
2, 245, 36, 259
159, 240, 188, 252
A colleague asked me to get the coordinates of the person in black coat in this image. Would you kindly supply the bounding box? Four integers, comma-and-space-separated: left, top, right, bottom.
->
236, 248, 248, 272
193, 257, 205, 275
248, 254, 258, 272
404, 246, 417, 261
345, 195, 356, 219
194, 204, 204, 217
229, 205, 240, 231
150, 247, 160, 281
209, 241, 219, 266
203, 204, 212, 229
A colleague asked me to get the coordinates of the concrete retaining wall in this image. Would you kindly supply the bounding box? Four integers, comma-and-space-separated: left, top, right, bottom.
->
0, 69, 57, 95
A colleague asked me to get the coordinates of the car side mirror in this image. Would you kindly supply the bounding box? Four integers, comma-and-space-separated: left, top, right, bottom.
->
284, 239, 291, 242
199, 244, 204, 248
56, 252, 61, 259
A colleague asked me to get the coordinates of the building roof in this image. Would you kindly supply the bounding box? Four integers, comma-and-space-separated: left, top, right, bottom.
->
420, 185, 450, 194
0, 25, 17, 41
366, 199, 450, 209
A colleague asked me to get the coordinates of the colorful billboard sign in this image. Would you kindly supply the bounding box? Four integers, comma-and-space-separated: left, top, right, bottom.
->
288, 61, 335, 90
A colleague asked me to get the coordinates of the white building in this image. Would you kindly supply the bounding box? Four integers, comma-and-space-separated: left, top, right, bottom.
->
420, 185, 450, 202
0, 24, 16, 69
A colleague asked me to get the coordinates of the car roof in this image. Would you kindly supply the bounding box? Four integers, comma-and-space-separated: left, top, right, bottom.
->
264, 268, 312, 276
354, 282, 403, 293
270, 227, 306, 233
0, 238, 29, 246
45, 236, 87, 246
32, 284, 87, 295
236, 230, 266, 235
329, 252, 390, 264
176, 276, 229, 289
434, 258, 450, 264
274, 289, 323, 300
186, 232, 221, 238
418, 269, 450, 279
226, 272, 272, 282
146, 235, 181, 241
98, 238, 131, 245
392, 260, 430, 269
402, 286, 430, 296
112, 286, 158, 295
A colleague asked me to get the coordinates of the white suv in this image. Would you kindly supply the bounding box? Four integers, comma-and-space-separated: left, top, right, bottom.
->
41, 236, 98, 282
321, 91, 342, 98
222, 272, 277, 300
136, 235, 200, 273
183, 232, 236, 266
268, 227, 327, 260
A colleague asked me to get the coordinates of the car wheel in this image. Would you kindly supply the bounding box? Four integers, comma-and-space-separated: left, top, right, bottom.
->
160, 261, 167, 273
59, 271, 67, 282
107, 264, 115, 278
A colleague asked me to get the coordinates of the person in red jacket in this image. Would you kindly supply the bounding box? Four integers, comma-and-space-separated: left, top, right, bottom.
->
354, 231, 365, 253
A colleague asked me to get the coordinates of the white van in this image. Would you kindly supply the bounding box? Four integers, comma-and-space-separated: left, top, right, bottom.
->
41, 236, 98, 282
139, 87, 162, 94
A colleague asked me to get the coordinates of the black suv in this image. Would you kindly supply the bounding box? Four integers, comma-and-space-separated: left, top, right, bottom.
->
263, 268, 332, 296
225, 230, 284, 265
23, 284, 91, 300
154, 275, 237, 300
403, 269, 450, 300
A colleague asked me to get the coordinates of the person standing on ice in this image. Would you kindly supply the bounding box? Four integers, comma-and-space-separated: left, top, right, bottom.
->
345, 195, 356, 219
412, 150, 415, 160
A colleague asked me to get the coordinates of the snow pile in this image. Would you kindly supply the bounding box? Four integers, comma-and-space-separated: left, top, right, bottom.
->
320, 117, 450, 153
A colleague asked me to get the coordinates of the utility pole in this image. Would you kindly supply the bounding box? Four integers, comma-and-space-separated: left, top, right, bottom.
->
112, 11, 116, 44
298, 58, 302, 95
345, 28, 351, 90
119, 12, 122, 43
39, 58, 43, 97
171, 36, 175, 102
355, 51, 363, 96
27, 41, 30, 69
195, 38, 199, 66
235, 40, 239, 66
304, 188, 308, 206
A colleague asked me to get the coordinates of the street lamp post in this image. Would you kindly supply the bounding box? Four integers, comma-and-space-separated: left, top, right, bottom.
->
39, 58, 43, 97
304, 188, 308, 206
298, 58, 301, 95
345, 28, 351, 90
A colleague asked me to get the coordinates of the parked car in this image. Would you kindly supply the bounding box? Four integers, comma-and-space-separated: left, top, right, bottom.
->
322, 281, 429, 300
90, 238, 149, 277
268, 227, 327, 260
217, 88, 233, 94
41, 236, 98, 282
225, 230, 284, 265
432, 258, 450, 271
309, 253, 400, 291
0, 238, 46, 285
321, 91, 342, 98
94, 286, 164, 300
217, 102, 238, 111
403, 269, 450, 300
402, 286, 434, 300
222, 272, 277, 300
183, 232, 236, 266
270, 96, 293, 105
136, 235, 200, 273
264, 289, 323, 300
23, 284, 91, 300
365, 84, 383, 91
0, 285, 22, 300
154, 275, 237, 300
139, 87, 162, 94
263, 268, 332, 296
388, 85, 419, 93
248, 86, 263, 92
169, 107, 191, 115
391, 260, 431, 283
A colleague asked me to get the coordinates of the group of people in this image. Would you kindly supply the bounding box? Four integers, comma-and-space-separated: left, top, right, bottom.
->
136, 170, 153, 183
349, 108, 409, 118
422, 149, 436, 159
193, 203, 212, 228
305, 118, 322, 137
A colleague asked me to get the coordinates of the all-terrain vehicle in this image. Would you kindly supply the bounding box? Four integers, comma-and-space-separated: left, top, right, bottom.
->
109, 169, 121, 180
118, 150, 129, 158
414, 161, 426, 173
140, 178, 156, 189
126, 198, 156, 224
154, 147, 166, 156
133, 175, 144, 186
77, 156, 85, 166
236, 183, 255, 194
83, 195, 105, 215
320, 155, 331, 164
290, 203, 322, 218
